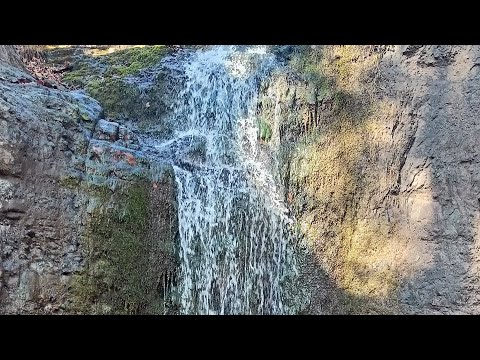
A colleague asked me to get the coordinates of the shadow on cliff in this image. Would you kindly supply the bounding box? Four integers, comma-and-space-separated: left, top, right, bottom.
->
293, 244, 398, 314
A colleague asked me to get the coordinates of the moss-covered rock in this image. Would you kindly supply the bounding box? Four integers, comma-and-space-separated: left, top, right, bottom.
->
101, 45, 169, 77
69, 183, 148, 313
86, 78, 141, 120
69, 177, 178, 314
59, 174, 82, 188
48, 46, 173, 128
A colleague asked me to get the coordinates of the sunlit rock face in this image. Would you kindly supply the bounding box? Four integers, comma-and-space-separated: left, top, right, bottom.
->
257, 45, 480, 314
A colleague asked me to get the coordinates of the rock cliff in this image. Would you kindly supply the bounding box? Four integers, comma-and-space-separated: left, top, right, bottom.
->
2, 45, 480, 314
259, 45, 480, 314
0, 46, 178, 314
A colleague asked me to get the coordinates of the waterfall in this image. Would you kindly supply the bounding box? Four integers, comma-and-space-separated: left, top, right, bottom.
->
157, 46, 297, 314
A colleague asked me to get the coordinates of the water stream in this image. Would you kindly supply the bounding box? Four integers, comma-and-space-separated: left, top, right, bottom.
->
155, 46, 297, 314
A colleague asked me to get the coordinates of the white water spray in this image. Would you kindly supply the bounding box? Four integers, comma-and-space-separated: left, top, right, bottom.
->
160, 46, 297, 314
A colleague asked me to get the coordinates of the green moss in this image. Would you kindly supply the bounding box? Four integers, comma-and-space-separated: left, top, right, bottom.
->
85, 77, 141, 119
62, 46, 169, 85
69, 182, 163, 314
69, 273, 100, 313
289, 46, 327, 89
258, 117, 272, 142
62, 59, 104, 88
102, 45, 169, 77
84, 180, 114, 199
59, 46, 171, 120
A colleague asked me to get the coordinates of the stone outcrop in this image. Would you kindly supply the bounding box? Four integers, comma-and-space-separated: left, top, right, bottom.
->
0, 46, 25, 70
0, 53, 178, 314
259, 45, 480, 314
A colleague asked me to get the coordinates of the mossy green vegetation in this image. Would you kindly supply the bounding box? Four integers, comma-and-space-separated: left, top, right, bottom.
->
69, 182, 164, 314
59, 174, 82, 188
61, 45, 169, 83
54, 46, 171, 120
62, 61, 97, 88
289, 45, 329, 89
258, 117, 272, 142
86, 77, 141, 119
101, 45, 169, 77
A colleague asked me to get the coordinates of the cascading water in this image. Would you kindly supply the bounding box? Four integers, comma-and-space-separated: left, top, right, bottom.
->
155, 46, 297, 314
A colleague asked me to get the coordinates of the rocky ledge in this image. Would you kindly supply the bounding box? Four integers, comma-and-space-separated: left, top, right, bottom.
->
0, 55, 178, 314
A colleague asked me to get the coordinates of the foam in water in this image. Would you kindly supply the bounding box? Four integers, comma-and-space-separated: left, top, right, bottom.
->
161, 46, 297, 314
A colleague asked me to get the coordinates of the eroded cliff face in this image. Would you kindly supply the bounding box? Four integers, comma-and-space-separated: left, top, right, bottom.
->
259, 45, 480, 314
0, 47, 179, 314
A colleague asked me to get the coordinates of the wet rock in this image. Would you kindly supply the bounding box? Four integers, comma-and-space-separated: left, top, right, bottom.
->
85, 139, 151, 185
94, 119, 120, 141
117, 125, 140, 149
